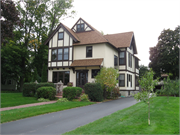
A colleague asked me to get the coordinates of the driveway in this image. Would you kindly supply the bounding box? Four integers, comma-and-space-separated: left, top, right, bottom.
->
1, 97, 138, 135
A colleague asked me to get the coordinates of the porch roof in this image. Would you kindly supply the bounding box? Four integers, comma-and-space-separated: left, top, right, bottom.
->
70, 58, 103, 67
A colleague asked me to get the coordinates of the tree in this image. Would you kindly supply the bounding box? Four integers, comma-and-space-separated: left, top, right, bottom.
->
139, 65, 149, 79
32, 68, 39, 82
95, 67, 119, 99
41, 64, 47, 82
133, 69, 158, 125
149, 26, 180, 79
1, 0, 21, 46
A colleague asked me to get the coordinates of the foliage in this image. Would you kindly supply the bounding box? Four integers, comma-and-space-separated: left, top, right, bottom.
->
84, 83, 103, 102
133, 69, 158, 125
67, 82, 73, 87
111, 87, 120, 99
149, 26, 180, 79
95, 67, 119, 98
41, 64, 47, 82
23, 82, 36, 97
38, 98, 50, 102
63, 87, 80, 101
1, 0, 21, 45
76, 87, 83, 97
80, 94, 89, 102
36, 86, 56, 100
32, 68, 39, 82
57, 98, 69, 103
139, 65, 149, 79
35, 83, 56, 92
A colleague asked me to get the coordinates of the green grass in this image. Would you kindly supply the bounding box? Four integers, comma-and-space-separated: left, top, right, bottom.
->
64, 97, 179, 134
1, 101, 94, 123
1, 93, 42, 108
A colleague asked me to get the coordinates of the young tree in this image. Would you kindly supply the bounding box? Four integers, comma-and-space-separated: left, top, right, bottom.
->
133, 69, 158, 125
95, 67, 119, 99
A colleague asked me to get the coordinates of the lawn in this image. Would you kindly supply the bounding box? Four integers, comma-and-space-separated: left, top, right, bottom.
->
64, 96, 179, 134
1, 101, 94, 123
1, 92, 42, 108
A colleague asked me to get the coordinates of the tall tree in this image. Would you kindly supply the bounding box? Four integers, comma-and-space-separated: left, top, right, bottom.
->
149, 26, 180, 79
1, 0, 21, 45
139, 65, 149, 79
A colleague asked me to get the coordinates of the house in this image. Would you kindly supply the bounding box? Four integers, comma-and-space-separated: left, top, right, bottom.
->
45, 18, 140, 97
1, 79, 17, 91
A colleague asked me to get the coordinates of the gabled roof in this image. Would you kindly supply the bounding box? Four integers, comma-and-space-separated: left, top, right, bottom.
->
70, 58, 103, 67
44, 23, 79, 45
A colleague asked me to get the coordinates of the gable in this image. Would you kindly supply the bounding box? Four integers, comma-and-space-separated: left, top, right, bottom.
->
71, 18, 94, 33
129, 35, 137, 54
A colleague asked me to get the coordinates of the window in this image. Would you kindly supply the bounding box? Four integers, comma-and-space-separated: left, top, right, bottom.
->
114, 55, 118, 66
86, 46, 92, 57
77, 24, 84, 32
92, 69, 100, 78
127, 74, 132, 87
135, 58, 139, 69
119, 52, 125, 65
64, 48, 69, 60
128, 53, 132, 67
52, 49, 57, 61
58, 32, 64, 40
119, 74, 125, 87
127, 74, 128, 87
136, 76, 139, 86
53, 71, 70, 85
52, 48, 69, 61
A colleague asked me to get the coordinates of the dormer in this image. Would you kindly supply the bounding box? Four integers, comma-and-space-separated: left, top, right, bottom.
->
71, 18, 94, 33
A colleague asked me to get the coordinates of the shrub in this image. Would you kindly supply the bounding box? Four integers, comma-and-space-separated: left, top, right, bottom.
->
36, 86, 56, 100
112, 86, 120, 99
84, 83, 103, 102
67, 82, 73, 87
57, 98, 69, 103
23, 82, 37, 97
35, 83, 56, 92
38, 98, 50, 102
80, 94, 89, 102
63, 87, 82, 100
63, 87, 76, 101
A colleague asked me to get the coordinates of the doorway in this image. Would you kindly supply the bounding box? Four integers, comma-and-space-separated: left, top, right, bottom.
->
76, 70, 88, 88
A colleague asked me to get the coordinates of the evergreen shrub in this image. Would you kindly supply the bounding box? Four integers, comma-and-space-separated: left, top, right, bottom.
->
23, 82, 36, 97
63, 87, 82, 100
84, 83, 103, 102
36, 86, 56, 100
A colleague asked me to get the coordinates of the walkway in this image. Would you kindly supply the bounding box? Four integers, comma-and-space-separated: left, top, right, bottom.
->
1, 97, 138, 135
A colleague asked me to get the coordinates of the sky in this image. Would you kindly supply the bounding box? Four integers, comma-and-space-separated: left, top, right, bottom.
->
61, 0, 180, 67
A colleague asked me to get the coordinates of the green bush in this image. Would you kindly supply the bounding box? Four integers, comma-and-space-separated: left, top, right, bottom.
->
80, 94, 89, 102
57, 98, 69, 103
36, 86, 56, 100
35, 83, 56, 92
23, 82, 37, 97
63, 87, 82, 100
84, 83, 103, 102
38, 98, 50, 102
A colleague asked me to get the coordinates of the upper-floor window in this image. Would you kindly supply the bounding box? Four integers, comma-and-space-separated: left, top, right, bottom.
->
128, 52, 132, 67
135, 58, 139, 69
52, 48, 69, 61
119, 52, 125, 65
119, 74, 125, 87
58, 32, 64, 40
92, 69, 100, 78
114, 55, 118, 66
86, 46, 92, 57
77, 24, 84, 32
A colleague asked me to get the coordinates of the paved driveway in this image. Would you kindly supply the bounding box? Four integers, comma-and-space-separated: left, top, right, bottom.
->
1, 97, 138, 135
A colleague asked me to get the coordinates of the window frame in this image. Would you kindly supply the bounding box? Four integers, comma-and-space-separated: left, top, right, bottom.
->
58, 32, 64, 40
51, 48, 69, 61
119, 74, 125, 87
77, 23, 85, 32
52, 71, 70, 85
119, 51, 125, 65
51, 49, 57, 61
91, 69, 100, 78
86, 46, 92, 58
128, 52, 132, 68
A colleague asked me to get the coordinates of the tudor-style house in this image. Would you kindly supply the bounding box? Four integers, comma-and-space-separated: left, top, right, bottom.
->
45, 18, 140, 97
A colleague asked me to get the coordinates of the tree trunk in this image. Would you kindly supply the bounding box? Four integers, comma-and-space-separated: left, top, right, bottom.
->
19, 76, 24, 92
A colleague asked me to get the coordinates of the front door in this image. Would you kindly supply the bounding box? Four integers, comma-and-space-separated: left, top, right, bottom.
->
76, 70, 88, 88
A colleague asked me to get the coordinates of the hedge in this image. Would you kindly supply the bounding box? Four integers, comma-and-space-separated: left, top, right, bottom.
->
63, 87, 82, 100
36, 86, 56, 100
23, 82, 56, 97
84, 83, 103, 102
